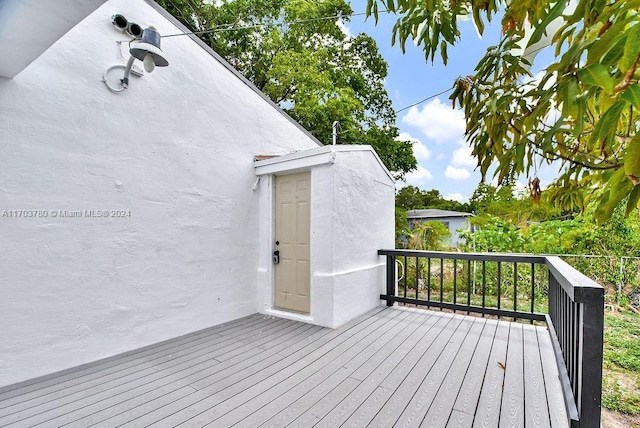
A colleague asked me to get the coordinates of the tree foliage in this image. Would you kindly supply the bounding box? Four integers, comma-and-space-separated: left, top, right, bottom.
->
459, 200, 640, 257
367, 0, 640, 220
408, 220, 451, 250
396, 185, 471, 211
395, 206, 411, 247
157, 0, 417, 178
468, 182, 563, 224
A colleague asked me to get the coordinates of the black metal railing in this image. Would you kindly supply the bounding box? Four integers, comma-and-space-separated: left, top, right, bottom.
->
379, 249, 548, 321
379, 249, 604, 428
546, 256, 604, 428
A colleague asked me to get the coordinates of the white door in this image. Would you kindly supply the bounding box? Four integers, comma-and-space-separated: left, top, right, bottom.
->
274, 172, 311, 313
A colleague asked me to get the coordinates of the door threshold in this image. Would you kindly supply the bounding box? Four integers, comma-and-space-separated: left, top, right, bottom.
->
263, 308, 313, 324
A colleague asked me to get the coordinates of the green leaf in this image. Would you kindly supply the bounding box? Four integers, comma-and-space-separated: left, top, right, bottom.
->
577, 63, 614, 93
440, 40, 448, 65
619, 24, 640, 73
526, 1, 565, 49
589, 101, 625, 147
586, 16, 635, 65
472, 6, 484, 36
622, 85, 640, 110
560, 77, 579, 118
385, 0, 395, 13
625, 185, 640, 217
574, 95, 586, 136
595, 168, 633, 224
625, 134, 640, 185
601, 35, 627, 67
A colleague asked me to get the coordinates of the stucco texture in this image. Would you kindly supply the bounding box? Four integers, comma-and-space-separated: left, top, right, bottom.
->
254, 147, 395, 329
0, 0, 320, 387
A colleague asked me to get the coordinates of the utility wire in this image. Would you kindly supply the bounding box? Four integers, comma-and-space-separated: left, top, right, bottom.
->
161, 10, 392, 38
394, 86, 454, 114
158, 6, 541, 115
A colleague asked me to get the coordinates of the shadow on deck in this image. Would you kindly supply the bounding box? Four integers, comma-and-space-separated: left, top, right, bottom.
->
0, 306, 567, 427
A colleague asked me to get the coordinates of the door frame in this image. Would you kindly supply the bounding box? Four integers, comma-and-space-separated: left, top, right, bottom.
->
273, 171, 311, 314
254, 147, 340, 324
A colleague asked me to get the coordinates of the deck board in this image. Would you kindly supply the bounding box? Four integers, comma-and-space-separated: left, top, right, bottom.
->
523, 324, 552, 428
166, 307, 403, 427
420, 318, 487, 428
538, 326, 570, 427
473, 321, 510, 428
394, 316, 479, 428
78, 324, 326, 428
368, 314, 465, 427
0, 307, 570, 428
315, 310, 440, 428
499, 322, 524, 428
205, 308, 410, 427
246, 309, 423, 428
0, 314, 262, 405
2, 318, 294, 419
452, 319, 498, 418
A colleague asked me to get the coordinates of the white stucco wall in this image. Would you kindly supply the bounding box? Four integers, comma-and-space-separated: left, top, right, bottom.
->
0, 0, 320, 388
0, 0, 108, 78
255, 147, 395, 329
330, 149, 395, 326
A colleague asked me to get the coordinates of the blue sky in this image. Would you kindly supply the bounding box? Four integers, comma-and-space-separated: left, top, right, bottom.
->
342, 2, 512, 202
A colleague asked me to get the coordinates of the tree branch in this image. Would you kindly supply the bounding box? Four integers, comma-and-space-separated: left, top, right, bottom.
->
615, 51, 640, 93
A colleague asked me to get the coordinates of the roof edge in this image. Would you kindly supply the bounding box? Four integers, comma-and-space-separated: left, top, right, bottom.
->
406, 210, 473, 218
254, 145, 395, 183
143, 0, 323, 148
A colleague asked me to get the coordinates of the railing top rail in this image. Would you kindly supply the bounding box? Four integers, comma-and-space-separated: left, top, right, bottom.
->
545, 256, 604, 303
377, 249, 547, 264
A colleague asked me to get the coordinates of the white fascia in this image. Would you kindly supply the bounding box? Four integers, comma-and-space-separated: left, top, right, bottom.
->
254, 145, 394, 183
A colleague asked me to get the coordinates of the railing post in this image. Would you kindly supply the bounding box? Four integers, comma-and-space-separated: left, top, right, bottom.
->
579, 290, 604, 427
386, 254, 394, 307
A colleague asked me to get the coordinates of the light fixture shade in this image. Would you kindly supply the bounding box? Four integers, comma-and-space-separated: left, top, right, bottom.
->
129, 26, 168, 67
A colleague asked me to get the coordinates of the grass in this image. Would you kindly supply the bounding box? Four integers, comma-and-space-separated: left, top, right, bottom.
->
397, 285, 548, 316
602, 309, 640, 416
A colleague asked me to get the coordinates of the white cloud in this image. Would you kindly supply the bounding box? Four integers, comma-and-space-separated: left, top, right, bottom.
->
401, 98, 465, 143
451, 146, 476, 168
398, 132, 431, 161
336, 20, 352, 38
402, 166, 434, 188
445, 193, 466, 203
445, 166, 471, 181
488, 178, 529, 195
513, 180, 528, 197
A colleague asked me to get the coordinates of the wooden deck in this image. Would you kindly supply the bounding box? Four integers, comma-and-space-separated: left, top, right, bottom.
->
0, 306, 568, 427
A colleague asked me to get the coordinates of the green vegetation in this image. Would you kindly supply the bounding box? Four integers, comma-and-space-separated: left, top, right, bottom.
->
408, 220, 450, 251
605, 311, 640, 372
156, 0, 417, 179
396, 186, 470, 212
369, 0, 640, 223
603, 310, 640, 417
456, 190, 640, 298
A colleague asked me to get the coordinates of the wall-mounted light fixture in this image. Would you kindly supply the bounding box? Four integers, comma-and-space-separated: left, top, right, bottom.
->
103, 26, 169, 93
